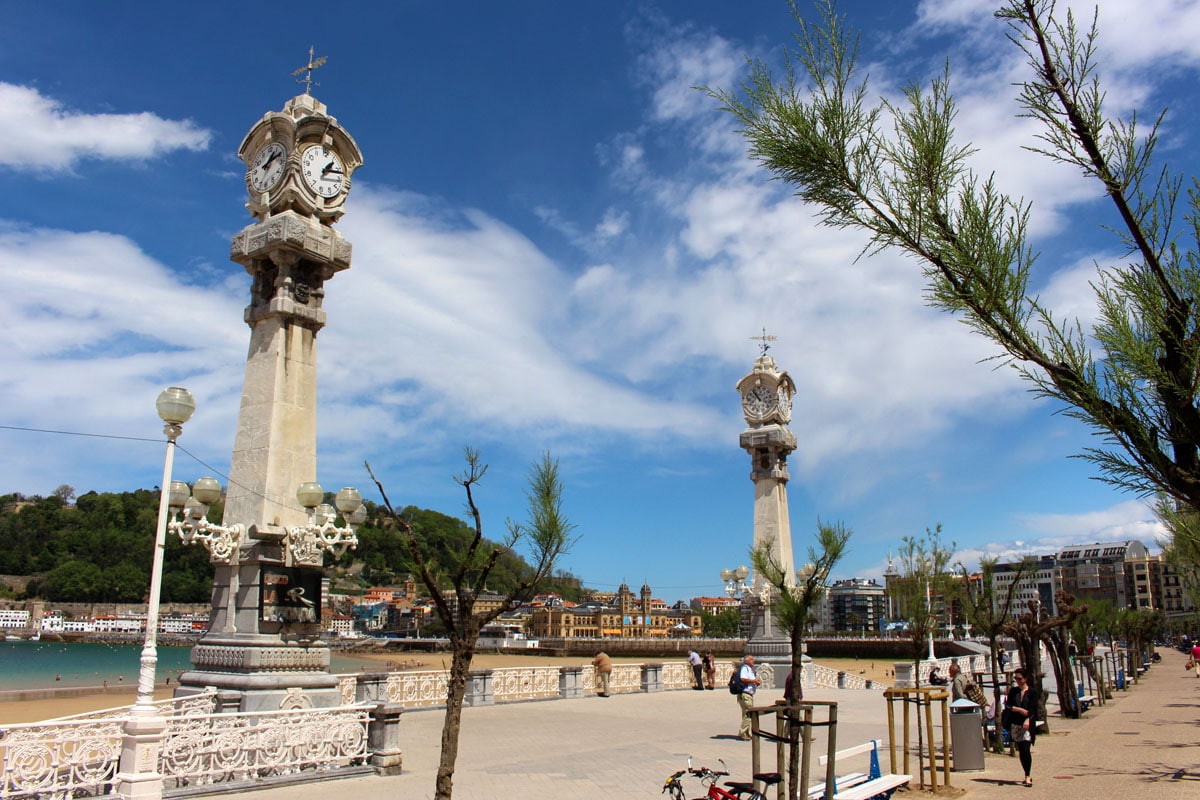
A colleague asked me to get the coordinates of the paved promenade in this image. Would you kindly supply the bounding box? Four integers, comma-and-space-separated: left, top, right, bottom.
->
238, 649, 1198, 800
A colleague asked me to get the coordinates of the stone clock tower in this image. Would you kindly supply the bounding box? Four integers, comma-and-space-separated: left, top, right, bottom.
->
176, 80, 363, 711
735, 336, 798, 665
737, 341, 798, 588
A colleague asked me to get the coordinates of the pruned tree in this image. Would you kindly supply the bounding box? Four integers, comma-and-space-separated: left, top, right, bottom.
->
709, 0, 1200, 572
752, 519, 850, 800
891, 525, 957, 684
958, 555, 1037, 749
367, 449, 576, 800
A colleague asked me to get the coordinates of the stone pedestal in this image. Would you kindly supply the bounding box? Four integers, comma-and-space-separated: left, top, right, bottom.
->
640, 662, 664, 693
112, 712, 167, 800
559, 665, 585, 699
367, 703, 404, 776
464, 668, 494, 707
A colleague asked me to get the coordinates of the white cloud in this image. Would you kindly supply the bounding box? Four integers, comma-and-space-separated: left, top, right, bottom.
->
0, 83, 211, 171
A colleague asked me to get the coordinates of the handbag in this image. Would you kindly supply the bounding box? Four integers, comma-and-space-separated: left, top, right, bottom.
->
1187, 658, 1196, 670
965, 682, 988, 707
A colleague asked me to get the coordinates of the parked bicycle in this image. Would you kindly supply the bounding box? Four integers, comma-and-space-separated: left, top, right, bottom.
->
662, 758, 782, 800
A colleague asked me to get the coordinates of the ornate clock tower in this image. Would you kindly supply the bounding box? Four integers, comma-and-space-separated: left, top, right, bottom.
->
736, 334, 798, 665
737, 338, 798, 588
176, 72, 364, 711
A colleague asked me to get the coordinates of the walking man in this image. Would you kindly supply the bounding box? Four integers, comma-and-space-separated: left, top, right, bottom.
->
593, 651, 612, 697
688, 650, 704, 690
736, 655, 762, 740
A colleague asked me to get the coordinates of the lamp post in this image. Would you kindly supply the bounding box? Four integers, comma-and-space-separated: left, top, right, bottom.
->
721, 565, 749, 598
133, 387, 195, 714
926, 577, 937, 662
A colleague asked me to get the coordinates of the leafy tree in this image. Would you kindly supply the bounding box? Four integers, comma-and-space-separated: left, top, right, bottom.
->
959, 556, 1037, 750
368, 449, 576, 800
891, 526, 956, 683
751, 519, 850, 800
699, 607, 741, 638
710, 0, 1200, 570
41, 560, 103, 602
51, 484, 75, 503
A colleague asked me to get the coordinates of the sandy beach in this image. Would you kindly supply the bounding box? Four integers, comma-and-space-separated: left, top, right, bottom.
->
0, 653, 894, 725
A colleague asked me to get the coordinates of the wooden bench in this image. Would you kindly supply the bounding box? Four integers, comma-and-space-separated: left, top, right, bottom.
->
813, 739, 911, 800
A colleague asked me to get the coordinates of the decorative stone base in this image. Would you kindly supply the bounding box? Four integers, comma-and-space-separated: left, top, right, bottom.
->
175, 642, 342, 712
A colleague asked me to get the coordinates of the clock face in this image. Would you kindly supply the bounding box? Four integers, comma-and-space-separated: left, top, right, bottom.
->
301, 144, 346, 198
249, 142, 287, 192
743, 385, 776, 417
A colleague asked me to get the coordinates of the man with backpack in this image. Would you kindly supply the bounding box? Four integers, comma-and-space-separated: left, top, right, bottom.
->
732, 655, 762, 740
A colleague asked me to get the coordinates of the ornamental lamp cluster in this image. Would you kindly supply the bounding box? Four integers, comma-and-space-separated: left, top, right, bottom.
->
154, 387, 367, 568
721, 565, 750, 598
290, 482, 367, 563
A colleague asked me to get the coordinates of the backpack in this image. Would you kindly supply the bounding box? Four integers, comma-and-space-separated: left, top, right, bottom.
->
965, 682, 988, 708
728, 668, 745, 695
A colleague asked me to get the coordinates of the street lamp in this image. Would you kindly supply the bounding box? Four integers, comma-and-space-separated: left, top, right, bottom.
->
287, 483, 367, 565
134, 387, 195, 714
721, 565, 749, 598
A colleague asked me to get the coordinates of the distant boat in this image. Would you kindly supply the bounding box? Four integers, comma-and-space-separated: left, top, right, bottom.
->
477, 625, 539, 649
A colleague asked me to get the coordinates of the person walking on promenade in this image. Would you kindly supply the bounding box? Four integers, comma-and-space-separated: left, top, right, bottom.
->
703, 651, 716, 689
1191, 640, 1200, 677
1004, 667, 1038, 787
592, 651, 612, 697
688, 650, 704, 690
948, 662, 968, 701
735, 655, 762, 740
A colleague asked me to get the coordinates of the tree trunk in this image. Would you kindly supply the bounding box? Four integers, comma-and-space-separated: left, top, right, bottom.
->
1042, 629, 1078, 719
434, 642, 477, 800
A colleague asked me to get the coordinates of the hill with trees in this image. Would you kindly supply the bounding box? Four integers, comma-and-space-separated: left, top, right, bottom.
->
0, 489, 584, 604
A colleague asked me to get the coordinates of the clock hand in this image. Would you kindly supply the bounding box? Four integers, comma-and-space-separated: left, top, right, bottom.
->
321, 163, 344, 176
261, 150, 282, 169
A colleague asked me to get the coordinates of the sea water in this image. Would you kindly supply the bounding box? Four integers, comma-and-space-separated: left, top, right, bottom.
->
0, 640, 364, 691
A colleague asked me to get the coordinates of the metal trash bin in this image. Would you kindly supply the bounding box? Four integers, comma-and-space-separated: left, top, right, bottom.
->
949, 698, 985, 771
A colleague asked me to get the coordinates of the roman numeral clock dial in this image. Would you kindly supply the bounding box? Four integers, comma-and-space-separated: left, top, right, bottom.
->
301, 144, 345, 198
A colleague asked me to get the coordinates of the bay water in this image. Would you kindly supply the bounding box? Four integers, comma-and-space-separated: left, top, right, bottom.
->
0, 640, 364, 691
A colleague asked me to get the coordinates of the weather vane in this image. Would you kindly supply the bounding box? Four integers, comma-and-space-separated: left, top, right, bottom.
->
751, 327, 777, 356
291, 46, 328, 94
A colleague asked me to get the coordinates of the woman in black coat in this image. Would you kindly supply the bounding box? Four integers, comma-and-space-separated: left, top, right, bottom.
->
1004, 667, 1038, 786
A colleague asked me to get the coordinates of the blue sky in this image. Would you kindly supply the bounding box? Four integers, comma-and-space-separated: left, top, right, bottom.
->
2, 1, 1197, 604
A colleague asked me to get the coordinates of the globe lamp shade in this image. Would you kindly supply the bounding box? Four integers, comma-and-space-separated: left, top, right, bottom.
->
156, 387, 196, 426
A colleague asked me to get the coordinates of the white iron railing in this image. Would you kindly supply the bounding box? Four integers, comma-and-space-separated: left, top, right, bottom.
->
0, 693, 219, 800
491, 667, 560, 702
160, 704, 369, 791
0, 693, 370, 799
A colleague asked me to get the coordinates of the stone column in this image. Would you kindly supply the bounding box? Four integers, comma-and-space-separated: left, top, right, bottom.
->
356, 672, 389, 704
559, 665, 584, 699
464, 668, 494, 707
367, 703, 404, 775
112, 713, 167, 800
640, 662, 664, 693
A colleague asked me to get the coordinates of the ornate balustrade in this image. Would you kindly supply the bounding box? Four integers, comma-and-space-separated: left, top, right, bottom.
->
0, 693, 372, 799
1, 656, 903, 799
0, 693, 219, 799
160, 704, 370, 790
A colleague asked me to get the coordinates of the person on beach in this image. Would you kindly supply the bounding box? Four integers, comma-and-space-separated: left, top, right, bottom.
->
1004, 667, 1038, 787
735, 655, 761, 740
592, 651, 612, 697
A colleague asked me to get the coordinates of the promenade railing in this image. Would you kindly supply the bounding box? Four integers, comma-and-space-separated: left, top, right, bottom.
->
0, 656, 888, 799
